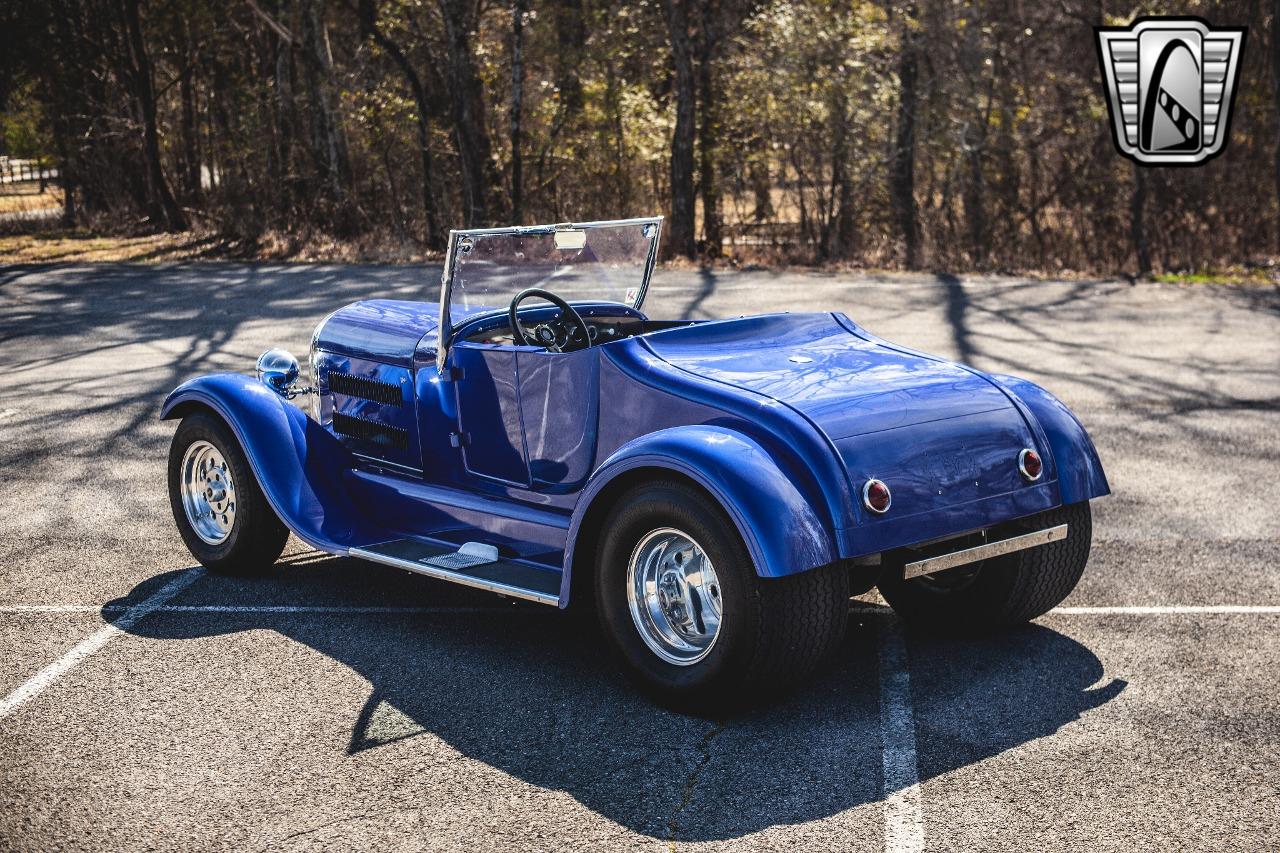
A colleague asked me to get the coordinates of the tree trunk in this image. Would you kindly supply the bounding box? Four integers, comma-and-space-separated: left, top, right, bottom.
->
1131, 164, 1151, 276
54, 131, 76, 228
273, 11, 297, 215
605, 62, 630, 211
665, 0, 697, 258
829, 87, 856, 261
299, 0, 354, 224
120, 0, 187, 231
510, 0, 527, 224
695, 0, 722, 258
554, 0, 586, 118
439, 0, 502, 226
748, 136, 773, 223
178, 59, 200, 202
359, 0, 443, 248
1273, 0, 1280, 252
890, 4, 921, 268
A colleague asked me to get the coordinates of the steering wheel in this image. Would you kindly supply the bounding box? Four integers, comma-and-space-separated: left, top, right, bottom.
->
507, 288, 593, 352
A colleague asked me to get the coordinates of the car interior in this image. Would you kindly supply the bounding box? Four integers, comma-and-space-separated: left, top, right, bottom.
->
458, 293, 697, 353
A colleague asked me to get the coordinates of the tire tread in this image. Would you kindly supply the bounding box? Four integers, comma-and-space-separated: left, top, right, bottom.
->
745, 562, 848, 691
877, 501, 1093, 634
168, 411, 289, 574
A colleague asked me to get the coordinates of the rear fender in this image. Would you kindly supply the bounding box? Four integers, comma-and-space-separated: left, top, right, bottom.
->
161, 373, 384, 554
988, 374, 1110, 504
561, 425, 836, 605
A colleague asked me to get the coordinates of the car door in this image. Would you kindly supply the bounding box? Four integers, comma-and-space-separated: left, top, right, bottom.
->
516, 347, 599, 490
452, 342, 600, 491
451, 342, 531, 486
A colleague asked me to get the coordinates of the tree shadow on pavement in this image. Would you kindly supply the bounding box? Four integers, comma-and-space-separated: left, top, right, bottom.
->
106, 562, 1125, 843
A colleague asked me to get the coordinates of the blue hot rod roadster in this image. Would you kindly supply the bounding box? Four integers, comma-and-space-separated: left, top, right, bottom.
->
163, 216, 1108, 707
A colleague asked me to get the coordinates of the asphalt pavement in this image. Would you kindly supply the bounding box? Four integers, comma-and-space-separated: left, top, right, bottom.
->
1, 262, 1277, 851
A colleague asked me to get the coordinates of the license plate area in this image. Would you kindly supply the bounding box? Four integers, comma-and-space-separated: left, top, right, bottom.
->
903, 524, 1069, 580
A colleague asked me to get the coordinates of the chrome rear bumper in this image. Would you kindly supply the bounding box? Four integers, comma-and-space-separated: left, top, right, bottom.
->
902, 524, 1068, 580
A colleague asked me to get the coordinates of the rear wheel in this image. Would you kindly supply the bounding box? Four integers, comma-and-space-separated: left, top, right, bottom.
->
595, 480, 848, 711
877, 501, 1092, 634
167, 411, 289, 574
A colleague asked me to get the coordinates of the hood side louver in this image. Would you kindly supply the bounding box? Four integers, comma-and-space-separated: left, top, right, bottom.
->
332, 412, 410, 451
328, 371, 404, 407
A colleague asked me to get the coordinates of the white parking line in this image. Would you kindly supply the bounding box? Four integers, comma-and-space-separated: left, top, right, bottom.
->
0, 569, 203, 720
0, 604, 536, 614
877, 618, 925, 853
1052, 605, 1280, 615
2, 590, 1278, 849
3, 603, 1278, 616
849, 604, 1280, 616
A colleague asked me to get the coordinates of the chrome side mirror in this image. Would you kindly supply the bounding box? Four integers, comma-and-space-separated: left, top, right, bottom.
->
256, 348, 305, 398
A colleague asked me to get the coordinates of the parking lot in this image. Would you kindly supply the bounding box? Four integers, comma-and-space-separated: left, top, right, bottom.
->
1, 262, 1278, 851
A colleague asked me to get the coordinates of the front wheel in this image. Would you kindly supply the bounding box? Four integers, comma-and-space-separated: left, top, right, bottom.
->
877, 501, 1093, 634
594, 480, 848, 711
167, 410, 289, 574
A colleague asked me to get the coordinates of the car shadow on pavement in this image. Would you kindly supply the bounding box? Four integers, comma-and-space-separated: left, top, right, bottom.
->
105, 563, 1125, 843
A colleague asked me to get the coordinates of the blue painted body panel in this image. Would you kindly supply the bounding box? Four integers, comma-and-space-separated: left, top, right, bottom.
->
643, 313, 1011, 438
163, 298, 1109, 607
161, 374, 392, 553
988, 374, 1110, 504
313, 351, 421, 472
314, 299, 445, 366
560, 426, 836, 602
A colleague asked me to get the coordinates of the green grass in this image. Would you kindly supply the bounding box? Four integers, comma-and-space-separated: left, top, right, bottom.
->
1153, 269, 1275, 286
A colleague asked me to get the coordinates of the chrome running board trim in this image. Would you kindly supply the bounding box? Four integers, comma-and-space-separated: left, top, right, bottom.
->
903, 523, 1069, 580
350, 540, 560, 606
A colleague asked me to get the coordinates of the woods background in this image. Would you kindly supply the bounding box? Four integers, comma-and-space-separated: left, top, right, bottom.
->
0, 0, 1275, 274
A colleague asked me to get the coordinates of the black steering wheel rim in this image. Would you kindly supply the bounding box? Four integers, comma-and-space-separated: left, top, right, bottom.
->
507, 288, 592, 352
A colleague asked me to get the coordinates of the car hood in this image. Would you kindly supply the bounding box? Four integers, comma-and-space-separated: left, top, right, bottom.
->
642, 313, 1013, 440
314, 300, 489, 367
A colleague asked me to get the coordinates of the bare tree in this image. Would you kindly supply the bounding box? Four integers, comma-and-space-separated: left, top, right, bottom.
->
665, 0, 697, 258
695, 0, 723, 257
510, 0, 527, 223
119, 0, 187, 230
299, 0, 354, 224
1273, 0, 1280, 251
438, 0, 502, 226
358, 0, 444, 247
890, 3, 921, 268
1131, 164, 1151, 276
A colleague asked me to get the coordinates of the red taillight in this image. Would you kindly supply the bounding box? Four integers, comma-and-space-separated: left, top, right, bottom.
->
1018, 448, 1043, 481
863, 478, 892, 514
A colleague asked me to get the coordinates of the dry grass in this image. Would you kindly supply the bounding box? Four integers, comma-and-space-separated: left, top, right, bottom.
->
1, 222, 1275, 287
0, 227, 442, 265
0, 232, 218, 263
0, 185, 63, 215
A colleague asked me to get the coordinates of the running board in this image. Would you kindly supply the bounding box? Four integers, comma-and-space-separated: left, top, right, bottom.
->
350, 539, 560, 605
902, 524, 1069, 580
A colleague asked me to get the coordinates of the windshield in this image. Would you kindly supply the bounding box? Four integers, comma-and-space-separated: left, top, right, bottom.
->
442, 217, 661, 318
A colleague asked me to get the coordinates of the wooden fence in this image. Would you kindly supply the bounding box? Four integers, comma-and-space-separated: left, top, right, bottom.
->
0, 158, 59, 189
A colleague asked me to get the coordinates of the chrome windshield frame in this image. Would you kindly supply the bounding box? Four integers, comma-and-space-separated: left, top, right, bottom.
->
435, 216, 663, 373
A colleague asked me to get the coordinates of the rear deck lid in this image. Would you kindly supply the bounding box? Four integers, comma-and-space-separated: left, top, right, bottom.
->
643, 313, 1012, 439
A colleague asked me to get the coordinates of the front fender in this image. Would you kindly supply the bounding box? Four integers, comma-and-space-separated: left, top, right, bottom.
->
564, 426, 836, 601
161, 373, 385, 554
989, 374, 1110, 504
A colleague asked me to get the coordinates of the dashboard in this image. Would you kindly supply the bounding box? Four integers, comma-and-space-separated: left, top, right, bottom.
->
459, 305, 692, 349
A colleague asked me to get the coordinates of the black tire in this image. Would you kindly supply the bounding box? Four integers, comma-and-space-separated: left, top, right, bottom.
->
167, 410, 289, 574
877, 501, 1092, 634
594, 480, 848, 711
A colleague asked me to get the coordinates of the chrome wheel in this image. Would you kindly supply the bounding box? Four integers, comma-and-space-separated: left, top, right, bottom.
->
179, 440, 236, 545
626, 527, 723, 666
